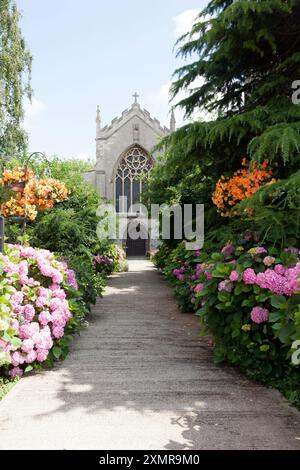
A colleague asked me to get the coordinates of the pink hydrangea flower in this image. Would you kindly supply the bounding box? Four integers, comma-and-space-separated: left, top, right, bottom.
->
21, 339, 34, 353
18, 324, 31, 340
9, 366, 23, 378
229, 270, 239, 282
38, 287, 50, 297
256, 270, 294, 296
195, 264, 204, 274
284, 246, 299, 255
3, 262, 18, 273
263, 256, 276, 267
274, 264, 286, 275
221, 244, 235, 257
194, 283, 204, 293
18, 260, 29, 276
36, 349, 49, 362
243, 268, 257, 284
218, 280, 233, 292
52, 272, 63, 284
205, 271, 212, 280
11, 351, 25, 366
19, 247, 36, 258
11, 292, 24, 305
49, 298, 63, 311
52, 325, 64, 339
250, 306, 269, 324
38, 310, 52, 326
66, 269, 78, 289
53, 288, 67, 300
51, 311, 65, 324
26, 350, 37, 363
36, 296, 48, 308
19, 322, 40, 340
23, 304, 35, 322
19, 274, 29, 285
13, 304, 25, 315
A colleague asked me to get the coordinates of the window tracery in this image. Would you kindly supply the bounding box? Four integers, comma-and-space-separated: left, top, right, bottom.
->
115, 146, 152, 212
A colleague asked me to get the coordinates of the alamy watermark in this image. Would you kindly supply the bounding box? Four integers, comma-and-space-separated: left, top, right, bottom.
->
96, 197, 204, 250
291, 80, 300, 104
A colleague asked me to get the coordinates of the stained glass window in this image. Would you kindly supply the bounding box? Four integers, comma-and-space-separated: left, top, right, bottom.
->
115, 146, 152, 212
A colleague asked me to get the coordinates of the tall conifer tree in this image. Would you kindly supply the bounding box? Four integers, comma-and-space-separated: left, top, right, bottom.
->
148, 0, 300, 246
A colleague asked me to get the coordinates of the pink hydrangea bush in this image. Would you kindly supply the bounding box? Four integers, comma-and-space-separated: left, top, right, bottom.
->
194, 244, 300, 379
155, 239, 300, 382
0, 244, 81, 377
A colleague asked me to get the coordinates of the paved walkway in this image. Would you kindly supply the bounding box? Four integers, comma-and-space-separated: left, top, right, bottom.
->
0, 259, 300, 449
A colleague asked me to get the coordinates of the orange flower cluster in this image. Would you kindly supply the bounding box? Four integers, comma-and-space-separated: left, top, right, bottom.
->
24, 178, 69, 210
0, 167, 69, 220
0, 167, 35, 186
1, 194, 38, 221
212, 159, 273, 217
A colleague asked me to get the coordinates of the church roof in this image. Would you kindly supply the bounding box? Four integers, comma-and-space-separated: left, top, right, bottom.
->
98, 98, 170, 139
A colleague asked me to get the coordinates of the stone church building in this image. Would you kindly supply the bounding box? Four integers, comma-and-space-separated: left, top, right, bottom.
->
84, 93, 175, 256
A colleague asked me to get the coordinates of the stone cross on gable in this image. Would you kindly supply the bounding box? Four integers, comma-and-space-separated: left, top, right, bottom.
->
132, 92, 139, 104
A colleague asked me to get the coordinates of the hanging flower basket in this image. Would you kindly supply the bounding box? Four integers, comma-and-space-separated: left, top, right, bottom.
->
0, 167, 35, 192
1, 194, 38, 221
24, 178, 69, 209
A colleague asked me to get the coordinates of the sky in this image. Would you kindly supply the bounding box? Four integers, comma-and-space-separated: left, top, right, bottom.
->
17, 0, 208, 159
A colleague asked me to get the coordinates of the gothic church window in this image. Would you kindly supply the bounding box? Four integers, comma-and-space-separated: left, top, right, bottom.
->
115, 146, 152, 212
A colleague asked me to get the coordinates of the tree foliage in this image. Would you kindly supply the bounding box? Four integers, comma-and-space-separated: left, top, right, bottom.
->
172, 0, 300, 117
148, 0, 300, 248
0, 0, 32, 156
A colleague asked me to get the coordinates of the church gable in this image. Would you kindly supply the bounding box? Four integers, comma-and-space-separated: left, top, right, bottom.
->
83, 94, 176, 203
100, 104, 169, 140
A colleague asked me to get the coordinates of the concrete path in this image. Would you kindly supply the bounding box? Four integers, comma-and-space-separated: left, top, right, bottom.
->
0, 259, 300, 450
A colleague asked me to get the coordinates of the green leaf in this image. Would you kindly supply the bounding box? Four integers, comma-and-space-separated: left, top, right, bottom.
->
256, 293, 270, 302
242, 299, 254, 307
212, 270, 226, 279
272, 322, 282, 331
270, 295, 287, 309
278, 323, 295, 343
211, 253, 223, 261
10, 336, 22, 348
1, 331, 12, 342
52, 346, 62, 359
216, 303, 225, 310
218, 292, 230, 302
269, 311, 283, 322
232, 329, 240, 338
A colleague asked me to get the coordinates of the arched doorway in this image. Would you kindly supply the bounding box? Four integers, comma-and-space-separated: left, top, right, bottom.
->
125, 220, 147, 257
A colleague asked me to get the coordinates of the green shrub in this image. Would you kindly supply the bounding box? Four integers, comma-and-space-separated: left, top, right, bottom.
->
158, 239, 300, 408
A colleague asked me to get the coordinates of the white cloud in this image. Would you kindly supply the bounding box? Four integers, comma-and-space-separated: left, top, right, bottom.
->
173, 9, 200, 38
24, 97, 47, 131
